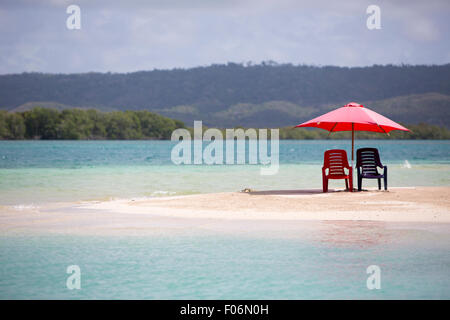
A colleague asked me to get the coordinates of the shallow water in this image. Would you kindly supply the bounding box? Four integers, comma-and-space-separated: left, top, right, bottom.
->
1, 221, 449, 299
0, 140, 449, 205
0, 140, 449, 299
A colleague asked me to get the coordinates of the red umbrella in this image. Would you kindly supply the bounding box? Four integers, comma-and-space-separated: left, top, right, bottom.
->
296, 102, 410, 168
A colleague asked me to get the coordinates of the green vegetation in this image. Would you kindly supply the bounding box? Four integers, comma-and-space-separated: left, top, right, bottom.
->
0, 108, 448, 140
1, 63, 450, 128
0, 108, 186, 140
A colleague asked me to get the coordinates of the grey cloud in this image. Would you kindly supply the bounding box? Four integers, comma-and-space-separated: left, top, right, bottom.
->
0, 0, 449, 74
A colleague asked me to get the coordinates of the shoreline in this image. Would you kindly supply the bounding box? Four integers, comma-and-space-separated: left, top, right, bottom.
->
0, 186, 449, 236
89, 186, 450, 222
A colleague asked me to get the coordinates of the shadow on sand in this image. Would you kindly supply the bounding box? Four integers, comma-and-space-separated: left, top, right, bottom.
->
246, 189, 338, 196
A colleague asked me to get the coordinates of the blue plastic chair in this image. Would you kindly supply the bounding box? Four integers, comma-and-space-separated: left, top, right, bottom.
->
356, 148, 387, 191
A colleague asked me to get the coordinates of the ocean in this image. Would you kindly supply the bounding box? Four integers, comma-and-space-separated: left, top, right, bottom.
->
1, 226, 449, 299
0, 140, 449, 299
0, 140, 449, 205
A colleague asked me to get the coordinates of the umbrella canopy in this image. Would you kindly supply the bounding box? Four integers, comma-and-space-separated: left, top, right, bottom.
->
296, 102, 410, 134
295, 102, 410, 189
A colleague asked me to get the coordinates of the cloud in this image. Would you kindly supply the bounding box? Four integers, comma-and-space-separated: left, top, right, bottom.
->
405, 18, 439, 42
0, 0, 449, 74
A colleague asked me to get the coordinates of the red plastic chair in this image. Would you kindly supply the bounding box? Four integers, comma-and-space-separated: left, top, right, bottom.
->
322, 149, 353, 192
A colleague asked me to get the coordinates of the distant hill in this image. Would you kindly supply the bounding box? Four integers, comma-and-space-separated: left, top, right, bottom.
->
1, 63, 449, 127
153, 93, 450, 128
10, 101, 80, 113
362, 93, 450, 128
10, 101, 117, 113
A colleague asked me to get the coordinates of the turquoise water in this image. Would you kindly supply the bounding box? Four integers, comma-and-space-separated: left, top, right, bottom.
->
0, 140, 449, 205
1, 224, 449, 299
0, 140, 449, 299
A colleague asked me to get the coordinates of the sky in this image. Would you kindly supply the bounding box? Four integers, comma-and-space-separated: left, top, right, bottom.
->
1, 0, 449, 74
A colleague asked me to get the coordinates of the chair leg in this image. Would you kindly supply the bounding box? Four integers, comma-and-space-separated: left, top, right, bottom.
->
384, 166, 388, 190
323, 176, 328, 193
345, 179, 348, 190
378, 178, 381, 190
357, 168, 361, 191
349, 176, 353, 192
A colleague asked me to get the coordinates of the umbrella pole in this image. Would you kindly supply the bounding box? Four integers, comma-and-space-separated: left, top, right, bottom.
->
352, 123, 354, 163
351, 123, 354, 192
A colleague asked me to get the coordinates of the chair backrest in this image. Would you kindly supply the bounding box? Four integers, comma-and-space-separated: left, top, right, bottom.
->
323, 149, 350, 176
356, 148, 382, 175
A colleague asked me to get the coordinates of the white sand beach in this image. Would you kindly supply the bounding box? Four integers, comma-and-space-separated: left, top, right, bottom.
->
1, 187, 449, 236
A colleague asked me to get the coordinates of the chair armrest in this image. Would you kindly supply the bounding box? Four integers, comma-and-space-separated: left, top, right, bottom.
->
344, 165, 353, 173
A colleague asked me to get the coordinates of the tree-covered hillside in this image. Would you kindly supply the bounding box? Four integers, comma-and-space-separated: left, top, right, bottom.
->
1, 63, 449, 127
